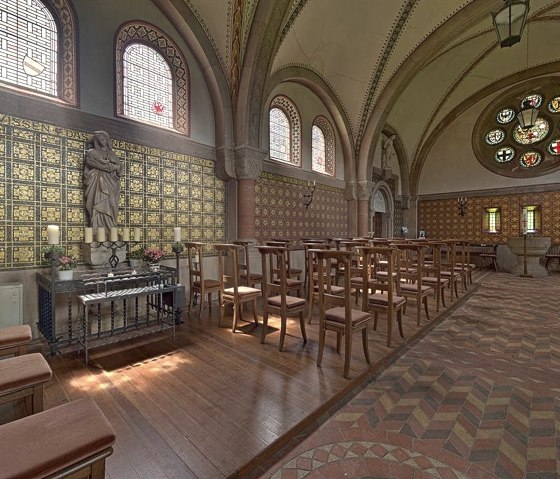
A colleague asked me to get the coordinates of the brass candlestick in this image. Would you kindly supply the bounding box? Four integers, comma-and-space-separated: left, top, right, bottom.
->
519, 233, 533, 278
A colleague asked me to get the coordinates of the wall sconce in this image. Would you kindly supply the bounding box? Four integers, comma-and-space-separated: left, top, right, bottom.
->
303, 180, 316, 209
458, 196, 467, 216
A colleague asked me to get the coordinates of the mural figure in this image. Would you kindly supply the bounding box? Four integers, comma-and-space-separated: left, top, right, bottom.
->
83, 131, 121, 229
381, 134, 396, 169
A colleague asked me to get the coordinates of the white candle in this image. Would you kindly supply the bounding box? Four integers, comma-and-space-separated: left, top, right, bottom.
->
110, 227, 118, 242
522, 209, 528, 235
174, 227, 181, 243
133, 227, 141, 242
47, 225, 59, 245
84, 227, 93, 244
97, 227, 106, 242
194, 254, 200, 264
122, 227, 130, 242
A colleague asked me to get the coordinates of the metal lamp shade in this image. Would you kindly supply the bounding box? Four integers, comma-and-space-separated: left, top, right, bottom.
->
492, 0, 529, 48
517, 105, 539, 129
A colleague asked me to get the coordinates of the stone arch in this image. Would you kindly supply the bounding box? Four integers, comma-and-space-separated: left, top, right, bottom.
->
370, 181, 394, 238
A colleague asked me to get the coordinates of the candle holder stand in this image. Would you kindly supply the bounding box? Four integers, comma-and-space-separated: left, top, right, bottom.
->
519, 233, 533, 278
88, 240, 139, 268
172, 242, 184, 284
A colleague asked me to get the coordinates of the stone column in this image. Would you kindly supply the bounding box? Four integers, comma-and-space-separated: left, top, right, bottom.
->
234, 146, 266, 241
357, 181, 374, 237
403, 196, 418, 238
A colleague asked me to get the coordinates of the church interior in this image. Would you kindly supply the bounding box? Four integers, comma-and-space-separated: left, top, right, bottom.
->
0, 0, 559, 478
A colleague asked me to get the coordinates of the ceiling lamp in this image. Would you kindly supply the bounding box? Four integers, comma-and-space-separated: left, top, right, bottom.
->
517, 99, 538, 129
492, 0, 530, 48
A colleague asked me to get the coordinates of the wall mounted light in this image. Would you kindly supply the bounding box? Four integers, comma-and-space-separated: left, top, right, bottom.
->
458, 197, 467, 216
303, 180, 316, 209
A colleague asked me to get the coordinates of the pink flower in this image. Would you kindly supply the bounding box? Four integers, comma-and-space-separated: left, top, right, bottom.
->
143, 247, 164, 263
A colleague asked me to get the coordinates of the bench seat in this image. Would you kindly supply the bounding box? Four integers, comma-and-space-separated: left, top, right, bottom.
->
0, 398, 116, 479
0, 325, 32, 357
0, 353, 52, 415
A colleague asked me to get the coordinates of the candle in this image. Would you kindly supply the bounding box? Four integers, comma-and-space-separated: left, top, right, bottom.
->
313, 180, 316, 186
174, 227, 181, 243
110, 227, 118, 242
522, 209, 528, 235
47, 225, 59, 245
97, 227, 106, 242
84, 227, 93, 244
133, 227, 141, 242
194, 254, 200, 264
122, 227, 130, 242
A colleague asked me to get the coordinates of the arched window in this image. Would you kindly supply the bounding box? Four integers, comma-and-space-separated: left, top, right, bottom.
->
269, 95, 301, 166
122, 43, 173, 130
311, 116, 335, 176
0, 0, 77, 104
116, 22, 190, 134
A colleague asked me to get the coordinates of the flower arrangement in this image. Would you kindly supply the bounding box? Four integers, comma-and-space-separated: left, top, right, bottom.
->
57, 255, 76, 271
144, 247, 164, 263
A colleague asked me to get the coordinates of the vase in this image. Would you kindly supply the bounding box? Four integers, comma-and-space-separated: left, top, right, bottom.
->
149, 263, 161, 272
58, 269, 74, 281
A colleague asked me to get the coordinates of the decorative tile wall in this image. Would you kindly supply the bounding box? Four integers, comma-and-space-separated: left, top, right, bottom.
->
255, 172, 347, 242
0, 113, 225, 269
418, 190, 560, 244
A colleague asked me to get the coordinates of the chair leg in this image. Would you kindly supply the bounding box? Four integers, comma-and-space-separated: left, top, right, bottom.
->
343, 328, 352, 379
336, 332, 342, 354
441, 285, 447, 308
218, 297, 225, 328
362, 328, 370, 365
231, 303, 240, 333
278, 314, 287, 352
299, 311, 307, 345
373, 312, 378, 331
207, 293, 212, 312
397, 311, 404, 338
251, 299, 258, 325
423, 296, 430, 321
198, 290, 204, 320
317, 326, 325, 367
260, 312, 269, 344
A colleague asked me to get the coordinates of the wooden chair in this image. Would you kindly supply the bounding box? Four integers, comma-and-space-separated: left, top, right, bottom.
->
267, 239, 302, 280
361, 246, 407, 348
215, 244, 261, 333
257, 245, 307, 351
0, 324, 32, 358
315, 249, 371, 379
479, 243, 498, 272
421, 242, 450, 312
265, 240, 304, 297
396, 243, 433, 325
233, 240, 263, 288
545, 244, 560, 270
185, 242, 221, 320
440, 241, 461, 301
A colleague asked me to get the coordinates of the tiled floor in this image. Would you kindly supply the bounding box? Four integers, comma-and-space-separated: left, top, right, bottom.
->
262, 272, 560, 479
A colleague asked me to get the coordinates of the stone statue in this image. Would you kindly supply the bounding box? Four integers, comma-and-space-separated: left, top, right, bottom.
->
381, 134, 396, 169
83, 131, 121, 229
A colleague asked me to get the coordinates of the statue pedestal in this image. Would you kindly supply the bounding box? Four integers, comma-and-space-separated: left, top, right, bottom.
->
506, 236, 551, 277
83, 244, 126, 268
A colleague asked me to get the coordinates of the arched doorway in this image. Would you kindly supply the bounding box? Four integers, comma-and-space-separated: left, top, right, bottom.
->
370, 182, 394, 238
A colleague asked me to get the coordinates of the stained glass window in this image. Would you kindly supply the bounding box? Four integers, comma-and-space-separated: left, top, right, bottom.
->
547, 96, 560, 113
123, 43, 173, 130
269, 95, 301, 166
483, 207, 501, 234
485, 129, 505, 145
547, 139, 560, 155
519, 151, 542, 168
0, 0, 58, 96
494, 146, 515, 163
496, 108, 515, 124
311, 116, 335, 176
521, 93, 542, 108
512, 117, 549, 145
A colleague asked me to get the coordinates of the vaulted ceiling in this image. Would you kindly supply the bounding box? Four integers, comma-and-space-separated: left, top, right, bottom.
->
172, 0, 560, 185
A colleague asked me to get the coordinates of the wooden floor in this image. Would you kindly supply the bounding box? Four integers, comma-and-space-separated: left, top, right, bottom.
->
0, 273, 485, 479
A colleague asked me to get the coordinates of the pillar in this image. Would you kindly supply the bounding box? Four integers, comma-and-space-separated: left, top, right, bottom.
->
357, 181, 374, 237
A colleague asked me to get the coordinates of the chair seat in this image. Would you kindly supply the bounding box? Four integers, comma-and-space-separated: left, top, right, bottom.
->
0, 353, 52, 394
275, 278, 302, 288
269, 295, 306, 309
375, 271, 397, 278
325, 307, 370, 326
422, 276, 450, 285
400, 283, 432, 293
368, 293, 406, 307
193, 279, 221, 289
0, 324, 32, 348
314, 284, 345, 295
240, 272, 263, 281
223, 286, 261, 298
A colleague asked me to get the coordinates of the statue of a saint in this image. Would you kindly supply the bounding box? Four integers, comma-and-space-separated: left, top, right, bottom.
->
83, 131, 121, 229
381, 134, 396, 169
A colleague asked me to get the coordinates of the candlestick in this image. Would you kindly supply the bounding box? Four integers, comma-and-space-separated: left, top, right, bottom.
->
133, 227, 141, 242
97, 227, 106, 242
47, 225, 59, 245
110, 227, 118, 242
84, 227, 93, 244
174, 227, 181, 243
122, 227, 130, 242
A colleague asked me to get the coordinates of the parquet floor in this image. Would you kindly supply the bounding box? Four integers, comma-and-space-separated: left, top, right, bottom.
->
1, 270, 496, 478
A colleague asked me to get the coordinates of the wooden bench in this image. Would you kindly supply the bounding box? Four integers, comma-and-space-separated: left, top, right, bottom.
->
545, 244, 560, 270
0, 324, 32, 357
0, 353, 52, 415
0, 398, 116, 479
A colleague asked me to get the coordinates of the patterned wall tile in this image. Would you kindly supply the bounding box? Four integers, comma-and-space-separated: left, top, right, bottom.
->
0, 113, 225, 269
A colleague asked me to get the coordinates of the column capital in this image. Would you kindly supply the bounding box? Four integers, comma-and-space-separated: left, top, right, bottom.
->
357, 181, 375, 201
234, 146, 266, 180
215, 146, 236, 181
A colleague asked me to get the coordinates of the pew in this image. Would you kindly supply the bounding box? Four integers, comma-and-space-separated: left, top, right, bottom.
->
0, 325, 32, 358
0, 398, 116, 479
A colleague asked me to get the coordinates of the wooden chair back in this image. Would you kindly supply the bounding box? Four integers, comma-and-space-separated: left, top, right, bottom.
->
233, 240, 262, 287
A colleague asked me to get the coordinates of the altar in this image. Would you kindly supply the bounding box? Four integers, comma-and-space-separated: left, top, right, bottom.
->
506, 236, 551, 277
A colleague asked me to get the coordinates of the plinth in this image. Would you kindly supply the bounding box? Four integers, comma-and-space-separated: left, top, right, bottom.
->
506, 236, 551, 277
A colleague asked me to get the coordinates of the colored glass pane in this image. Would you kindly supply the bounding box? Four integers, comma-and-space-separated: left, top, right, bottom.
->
485, 129, 505, 145
269, 107, 291, 163
311, 125, 326, 173
0, 0, 58, 96
494, 146, 515, 163
547, 96, 560, 113
496, 108, 515, 124
547, 139, 560, 155
519, 151, 542, 168
123, 43, 173, 129
521, 93, 542, 108
512, 117, 549, 145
